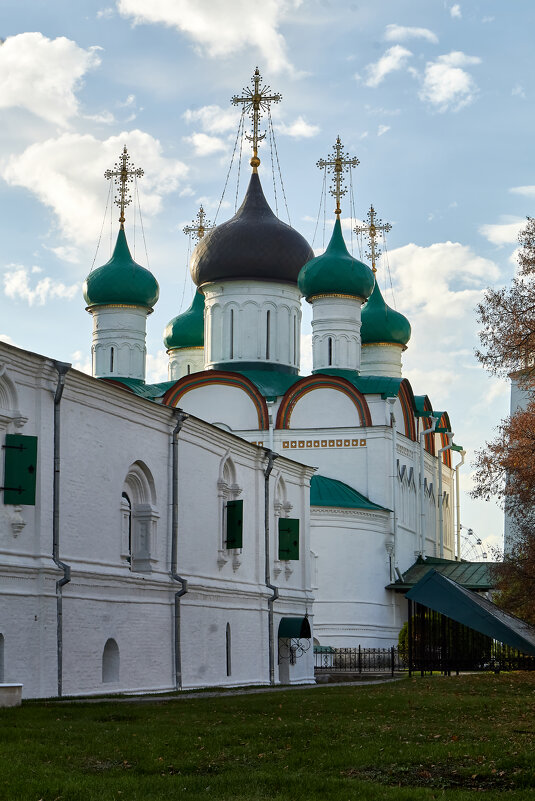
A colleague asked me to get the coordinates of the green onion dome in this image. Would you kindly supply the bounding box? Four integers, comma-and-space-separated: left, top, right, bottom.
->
298, 218, 375, 301
361, 280, 411, 347
83, 228, 159, 310
163, 290, 205, 351
190, 173, 313, 287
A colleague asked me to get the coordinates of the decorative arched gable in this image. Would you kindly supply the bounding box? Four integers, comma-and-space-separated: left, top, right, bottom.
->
421, 396, 436, 456
276, 375, 372, 430
398, 379, 417, 441
162, 371, 269, 430
438, 412, 453, 468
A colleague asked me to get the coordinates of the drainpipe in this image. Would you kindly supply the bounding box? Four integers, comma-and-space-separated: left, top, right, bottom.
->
419, 417, 438, 556
438, 433, 453, 558
266, 400, 275, 452
264, 449, 279, 685
170, 409, 188, 690
386, 398, 398, 575
452, 446, 466, 561
51, 360, 71, 698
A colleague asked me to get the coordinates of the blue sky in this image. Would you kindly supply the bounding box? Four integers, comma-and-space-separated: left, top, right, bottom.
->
2, 0, 533, 555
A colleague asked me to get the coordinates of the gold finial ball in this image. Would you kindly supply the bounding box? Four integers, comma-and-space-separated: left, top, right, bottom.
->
250, 155, 261, 169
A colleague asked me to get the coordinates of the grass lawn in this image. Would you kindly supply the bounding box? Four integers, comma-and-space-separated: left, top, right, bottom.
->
2, 673, 535, 800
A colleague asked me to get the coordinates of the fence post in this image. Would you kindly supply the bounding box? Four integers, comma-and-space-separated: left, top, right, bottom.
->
390, 646, 394, 676
358, 644, 362, 673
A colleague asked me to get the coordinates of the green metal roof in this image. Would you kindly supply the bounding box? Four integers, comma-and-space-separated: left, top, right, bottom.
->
101, 377, 176, 399
361, 280, 411, 346
310, 474, 389, 511
298, 217, 375, 301
387, 555, 493, 591
83, 228, 159, 309
406, 570, 535, 657
314, 369, 403, 398
413, 394, 432, 417
163, 290, 205, 351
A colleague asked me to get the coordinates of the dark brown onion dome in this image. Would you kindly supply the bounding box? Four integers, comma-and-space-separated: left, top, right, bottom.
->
190, 172, 313, 287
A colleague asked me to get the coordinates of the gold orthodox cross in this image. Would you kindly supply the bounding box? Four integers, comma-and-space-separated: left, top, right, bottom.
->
316, 136, 359, 217
354, 205, 392, 272
104, 145, 144, 228
231, 67, 281, 172
183, 205, 213, 242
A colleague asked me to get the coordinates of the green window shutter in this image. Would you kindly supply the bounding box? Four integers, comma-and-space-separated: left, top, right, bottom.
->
226, 499, 243, 549
278, 518, 299, 560
3, 434, 38, 506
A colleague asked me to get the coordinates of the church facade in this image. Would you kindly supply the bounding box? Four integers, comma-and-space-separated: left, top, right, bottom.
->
0, 76, 464, 698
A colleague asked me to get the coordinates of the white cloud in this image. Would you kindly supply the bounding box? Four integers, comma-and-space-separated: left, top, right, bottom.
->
117, 0, 301, 74
45, 245, 81, 264
364, 45, 412, 88
377, 124, 391, 136
382, 241, 500, 404
276, 116, 320, 138
384, 24, 438, 44
0, 32, 101, 127
71, 350, 92, 375
97, 7, 115, 18
2, 130, 188, 244
0, 334, 17, 346
183, 104, 240, 135
510, 185, 535, 197
184, 132, 227, 156
3, 265, 78, 306
419, 51, 481, 111
146, 349, 169, 383
387, 241, 500, 319
450, 4, 462, 18
512, 85, 526, 99
479, 218, 524, 245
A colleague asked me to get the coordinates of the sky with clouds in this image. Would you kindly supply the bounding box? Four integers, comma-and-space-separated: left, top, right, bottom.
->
1, 0, 533, 556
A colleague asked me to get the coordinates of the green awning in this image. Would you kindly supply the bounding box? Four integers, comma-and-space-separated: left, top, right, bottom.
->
406, 570, 535, 657
278, 616, 311, 639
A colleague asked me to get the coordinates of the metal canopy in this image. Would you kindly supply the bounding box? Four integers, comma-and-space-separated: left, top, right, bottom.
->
278, 616, 311, 639
406, 570, 535, 657
387, 555, 493, 592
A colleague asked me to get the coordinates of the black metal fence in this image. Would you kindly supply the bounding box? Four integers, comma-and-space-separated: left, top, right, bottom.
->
314, 646, 406, 676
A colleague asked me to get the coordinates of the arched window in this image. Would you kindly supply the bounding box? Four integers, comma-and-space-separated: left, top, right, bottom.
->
230, 309, 234, 359
187, 363, 191, 375
327, 337, 333, 366
110, 347, 115, 373
102, 638, 119, 683
121, 462, 159, 573
0, 634, 4, 683
266, 310, 271, 359
121, 493, 132, 562
226, 623, 231, 677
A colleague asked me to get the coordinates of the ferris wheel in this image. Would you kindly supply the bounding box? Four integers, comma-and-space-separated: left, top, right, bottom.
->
460, 526, 488, 561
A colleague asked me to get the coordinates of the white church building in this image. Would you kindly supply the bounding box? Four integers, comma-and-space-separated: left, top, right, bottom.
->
0, 77, 464, 699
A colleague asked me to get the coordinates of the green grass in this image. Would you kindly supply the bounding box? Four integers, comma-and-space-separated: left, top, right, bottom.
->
2, 673, 535, 800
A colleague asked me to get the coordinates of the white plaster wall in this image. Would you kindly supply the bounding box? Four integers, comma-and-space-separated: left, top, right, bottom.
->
0, 342, 314, 697
310, 509, 401, 646
360, 343, 404, 378
176, 385, 262, 433
90, 306, 149, 381
310, 296, 362, 372
203, 281, 301, 371
168, 348, 205, 380
288, 388, 364, 430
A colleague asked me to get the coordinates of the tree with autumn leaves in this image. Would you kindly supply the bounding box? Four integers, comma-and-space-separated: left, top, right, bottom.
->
474, 216, 535, 623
